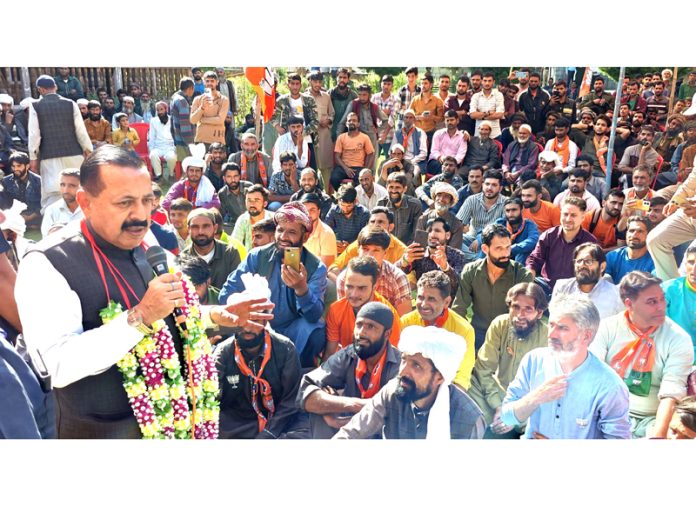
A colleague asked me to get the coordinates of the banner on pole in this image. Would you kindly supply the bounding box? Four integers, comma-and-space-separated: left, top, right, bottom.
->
578, 67, 593, 98
244, 67, 276, 123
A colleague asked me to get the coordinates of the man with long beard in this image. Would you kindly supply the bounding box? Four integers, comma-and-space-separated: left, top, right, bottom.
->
500, 295, 630, 439
453, 223, 533, 351
147, 101, 177, 181
333, 325, 485, 439
468, 282, 548, 435
180, 209, 241, 290
227, 132, 272, 187
552, 242, 623, 319
299, 302, 401, 438
501, 123, 540, 185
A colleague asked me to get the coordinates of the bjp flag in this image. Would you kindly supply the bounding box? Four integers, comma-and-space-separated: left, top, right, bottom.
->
578, 67, 593, 98
245, 67, 276, 123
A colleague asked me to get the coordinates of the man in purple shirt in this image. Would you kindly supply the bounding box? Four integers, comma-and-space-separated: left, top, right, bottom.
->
526, 196, 598, 289
161, 152, 221, 211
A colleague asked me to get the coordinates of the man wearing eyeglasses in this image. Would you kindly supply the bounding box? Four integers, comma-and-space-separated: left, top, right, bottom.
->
552, 242, 623, 319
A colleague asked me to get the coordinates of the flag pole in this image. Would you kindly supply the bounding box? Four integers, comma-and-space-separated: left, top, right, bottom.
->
605, 67, 626, 189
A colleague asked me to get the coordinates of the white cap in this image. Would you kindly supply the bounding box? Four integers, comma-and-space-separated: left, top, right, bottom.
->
0, 93, 14, 106
684, 93, 696, 116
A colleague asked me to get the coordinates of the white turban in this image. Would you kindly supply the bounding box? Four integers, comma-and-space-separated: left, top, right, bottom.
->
518, 124, 532, 134
182, 143, 206, 171
399, 326, 467, 439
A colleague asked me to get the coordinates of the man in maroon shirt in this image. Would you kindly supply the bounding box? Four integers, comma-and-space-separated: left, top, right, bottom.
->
525, 196, 598, 289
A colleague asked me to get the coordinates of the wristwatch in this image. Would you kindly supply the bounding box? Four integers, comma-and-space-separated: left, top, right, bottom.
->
127, 307, 154, 335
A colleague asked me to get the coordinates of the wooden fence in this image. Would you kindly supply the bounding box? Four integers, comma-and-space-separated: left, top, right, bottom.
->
0, 67, 192, 102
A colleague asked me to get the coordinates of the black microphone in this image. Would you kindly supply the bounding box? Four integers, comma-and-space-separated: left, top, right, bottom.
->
145, 245, 186, 330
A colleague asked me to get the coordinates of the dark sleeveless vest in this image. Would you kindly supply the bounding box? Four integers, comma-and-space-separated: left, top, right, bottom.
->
32, 93, 83, 160
36, 223, 183, 438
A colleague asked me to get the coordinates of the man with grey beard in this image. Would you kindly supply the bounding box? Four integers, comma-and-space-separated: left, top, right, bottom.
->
500, 294, 630, 439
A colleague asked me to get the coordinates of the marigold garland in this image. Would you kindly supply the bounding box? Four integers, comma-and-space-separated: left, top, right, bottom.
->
99, 274, 219, 439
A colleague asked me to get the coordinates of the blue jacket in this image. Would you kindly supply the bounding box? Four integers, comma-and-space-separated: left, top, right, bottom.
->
0, 332, 56, 439
476, 217, 539, 264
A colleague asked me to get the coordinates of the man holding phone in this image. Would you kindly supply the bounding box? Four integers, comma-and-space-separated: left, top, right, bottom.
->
400, 217, 467, 298
220, 201, 328, 367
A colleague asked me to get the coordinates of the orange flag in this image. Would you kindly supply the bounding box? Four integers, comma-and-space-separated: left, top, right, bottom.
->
245, 67, 275, 123
578, 67, 593, 98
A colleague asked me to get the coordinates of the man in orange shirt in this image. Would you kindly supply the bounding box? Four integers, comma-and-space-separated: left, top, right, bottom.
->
331, 112, 376, 191
520, 179, 560, 233
324, 256, 401, 359
410, 73, 445, 157
582, 189, 626, 251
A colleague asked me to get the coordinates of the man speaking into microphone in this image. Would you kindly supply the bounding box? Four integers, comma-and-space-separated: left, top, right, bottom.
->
15, 145, 273, 439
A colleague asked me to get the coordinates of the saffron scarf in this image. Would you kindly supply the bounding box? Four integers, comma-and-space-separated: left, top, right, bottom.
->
234, 331, 275, 433
241, 153, 268, 186
550, 137, 571, 167
354, 346, 389, 399
609, 311, 657, 397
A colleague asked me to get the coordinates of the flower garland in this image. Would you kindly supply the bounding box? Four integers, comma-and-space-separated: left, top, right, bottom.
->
99, 274, 219, 439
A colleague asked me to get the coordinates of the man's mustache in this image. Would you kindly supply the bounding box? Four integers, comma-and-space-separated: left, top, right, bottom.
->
122, 219, 149, 230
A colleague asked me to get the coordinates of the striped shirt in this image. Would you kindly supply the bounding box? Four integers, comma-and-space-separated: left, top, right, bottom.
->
455, 192, 506, 234
336, 259, 411, 310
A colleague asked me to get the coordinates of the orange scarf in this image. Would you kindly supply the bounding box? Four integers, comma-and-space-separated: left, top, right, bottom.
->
506, 220, 526, 243
550, 137, 571, 166
424, 308, 450, 328
609, 311, 657, 396
233, 331, 275, 433
354, 346, 389, 399
241, 153, 268, 186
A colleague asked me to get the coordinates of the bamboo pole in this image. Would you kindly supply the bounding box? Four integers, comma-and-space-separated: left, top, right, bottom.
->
668, 67, 679, 115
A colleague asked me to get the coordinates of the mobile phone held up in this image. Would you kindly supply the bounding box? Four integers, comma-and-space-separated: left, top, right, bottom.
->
284, 247, 301, 273
413, 229, 429, 250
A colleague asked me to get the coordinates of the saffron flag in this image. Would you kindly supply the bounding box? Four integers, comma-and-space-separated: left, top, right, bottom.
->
578, 67, 593, 98
245, 67, 276, 123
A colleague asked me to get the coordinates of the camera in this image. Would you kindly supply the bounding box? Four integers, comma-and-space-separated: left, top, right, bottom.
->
552, 90, 561, 97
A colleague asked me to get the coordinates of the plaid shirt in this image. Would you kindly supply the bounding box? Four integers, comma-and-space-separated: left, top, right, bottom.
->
269, 170, 301, 196
402, 246, 468, 298
371, 93, 399, 143
396, 84, 422, 129
324, 204, 370, 243
334, 378, 486, 439
337, 259, 411, 309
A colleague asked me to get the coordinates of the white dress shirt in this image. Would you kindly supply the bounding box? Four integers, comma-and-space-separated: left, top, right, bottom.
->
356, 183, 388, 211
